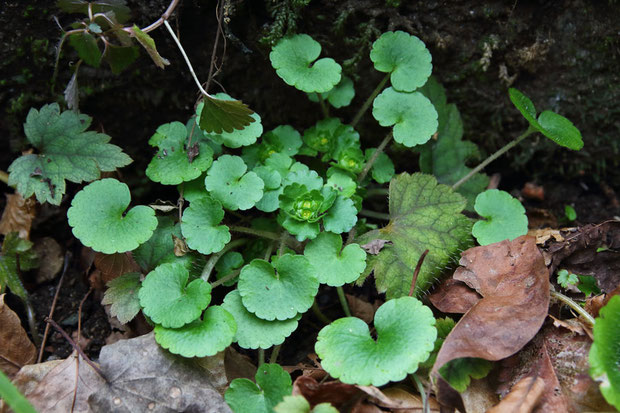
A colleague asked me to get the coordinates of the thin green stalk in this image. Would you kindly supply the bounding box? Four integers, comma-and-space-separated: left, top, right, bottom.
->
351, 74, 390, 127
357, 132, 393, 183
210, 268, 241, 288
410, 374, 429, 413
0, 370, 37, 413
452, 127, 535, 190
0, 171, 9, 184
318, 93, 329, 118
200, 238, 248, 281
270, 344, 281, 364
336, 286, 351, 317
550, 290, 595, 327
359, 209, 390, 221
258, 348, 265, 366
228, 226, 281, 241
278, 232, 288, 257
364, 187, 389, 198
311, 300, 332, 324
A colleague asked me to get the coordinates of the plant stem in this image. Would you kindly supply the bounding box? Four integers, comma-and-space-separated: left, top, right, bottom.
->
351, 74, 390, 128
410, 374, 429, 413
550, 290, 596, 327
409, 250, 429, 297
200, 238, 248, 281
318, 93, 329, 118
0, 171, 8, 184
359, 209, 390, 221
129, 0, 180, 34
336, 286, 352, 317
228, 226, 281, 241
357, 131, 393, 183
311, 300, 332, 324
258, 348, 265, 366
210, 268, 241, 288
278, 232, 288, 257
270, 344, 281, 364
452, 127, 535, 190
364, 187, 389, 198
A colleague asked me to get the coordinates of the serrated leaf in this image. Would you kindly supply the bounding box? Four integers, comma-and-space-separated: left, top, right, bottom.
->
238, 255, 319, 321
205, 155, 264, 211
315, 296, 436, 386
181, 195, 231, 255
198, 95, 256, 134
308, 76, 355, 108
590, 295, 620, 409
557, 269, 578, 289
139, 262, 211, 328
304, 232, 366, 287
154, 305, 236, 358
372, 87, 438, 147
130, 24, 169, 69
69, 32, 101, 67
8, 104, 132, 205
146, 121, 214, 185
439, 357, 493, 392
104, 44, 139, 74
322, 196, 357, 234
472, 189, 528, 246
67, 179, 157, 254
270, 34, 342, 93
225, 364, 292, 413
133, 216, 180, 272
370, 31, 432, 92
357, 173, 472, 298
222, 290, 300, 349
0, 233, 38, 301
102, 272, 141, 324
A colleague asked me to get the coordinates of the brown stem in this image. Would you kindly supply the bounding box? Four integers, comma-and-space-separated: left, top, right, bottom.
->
408, 249, 429, 297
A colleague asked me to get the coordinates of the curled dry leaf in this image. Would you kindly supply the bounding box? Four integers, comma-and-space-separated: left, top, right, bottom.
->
431, 236, 549, 411
528, 228, 564, 245
0, 193, 37, 240
345, 293, 381, 324
0, 294, 36, 378
94, 251, 141, 284
521, 182, 545, 201
32, 237, 64, 283
428, 278, 481, 314
293, 375, 361, 410
488, 377, 545, 413
585, 284, 620, 318
360, 239, 391, 255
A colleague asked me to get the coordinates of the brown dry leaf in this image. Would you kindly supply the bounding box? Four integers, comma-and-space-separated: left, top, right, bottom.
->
0, 294, 36, 378
428, 278, 481, 314
548, 315, 586, 335
0, 359, 64, 413
292, 375, 361, 410
521, 182, 544, 201
224, 347, 257, 382
528, 228, 565, 245
0, 193, 37, 240
195, 351, 228, 396
94, 251, 141, 284
460, 378, 499, 413
173, 235, 189, 256
527, 208, 558, 229
431, 236, 549, 411
488, 377, 545, 413
32, 237, 64, 283
381, 386, 441, 412
346, 294, 381, 324
585, 285, 620, 318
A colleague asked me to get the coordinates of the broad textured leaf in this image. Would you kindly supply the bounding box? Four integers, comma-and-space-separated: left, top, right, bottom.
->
69, 32, 101, 67
365, 148, 395, 184
8, 104, 132, 205
308, 76, 355, 108
138, 262, 211, 328
356, 173, 472, 298
181, 195, 231, 255
270, 34, 342, 93
304, 232, 366, 286
315, 297, 436, 386
104, 44, 139, 74
102, 272, 141, 324
198, 95, 255, 134
370, 31, 432, 92
67, 179, 157, 254
472, 189, 528, 246
130, 24, 169, 68
590, 295, 620, 409
225, 364, 292, 413
205, 155, 264, 211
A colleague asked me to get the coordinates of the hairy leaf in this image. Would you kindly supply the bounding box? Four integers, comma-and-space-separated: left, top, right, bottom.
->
198, 95, 256, 134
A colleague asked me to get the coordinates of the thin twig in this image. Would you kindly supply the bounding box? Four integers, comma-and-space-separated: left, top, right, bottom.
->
205, 0, 225, 92
550, 290, 596, 327
351, 74, 389, 128
127, 0, 181, 34
357, 132, 393, 183
409, 249, 429, 297
210, 269, 241, 288
71, 287, 92, 413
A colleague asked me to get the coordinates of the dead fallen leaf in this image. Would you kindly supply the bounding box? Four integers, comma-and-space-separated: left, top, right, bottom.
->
0, 193, 37, 240
360, 239, 391, 255
0, 359, 64, 413
32, 237, 64, 283
381, 386, 441, 412
460, 378, 499, 413
522, 182, 544, 201
94, 251, 141, 284
428, 278, 482, 314
224, 347, 256, 382
548, 315, 586, 336
528, 228, 565, 245
195, 351, 228, 396
0, 294, 36, 378
488, 376, 545, 413
527, 208, 558, 229
585, 285, 620, 318
431, 236, 550, 411
292, 375, 361, 410
346, 294, 381, 324
173, 235, 188, 256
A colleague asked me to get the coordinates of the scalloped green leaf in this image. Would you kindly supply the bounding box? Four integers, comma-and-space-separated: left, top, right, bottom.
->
102, 272, 141, 324
323, 196, 358, 234
139, 262, 211, 328
154, 305, 236, 358
205, 155, 264, 211
8, 104, 132, 205
215, 251, 244, 286
145, 121, 214, 185
181, 195, 231, 255
275, 396, 338, 413
356, 173, 472, 298
326, 168, 357, 197
537, 110, 583, 150
308, 76, 355, 108
365, 148, 395, 184
278, 213, 321, 241
270, 34, 342, 93
238, 255, 319, 321
254, 165, 283, 213
222, 290, 300, 349
225, 364, 292, 413
304, 232, 366, 287
439, 357, 493, 393
198, 94, 256, 134
258, 125, 303, 162
179, 173, 208, 203
372, 87, 438, 147
133, 216, 181, 272
590, 295, 620, 409
67, 178, 157, 254
370, 31, 432, 92
472, 189, 528, 246
315, 296, 436, 386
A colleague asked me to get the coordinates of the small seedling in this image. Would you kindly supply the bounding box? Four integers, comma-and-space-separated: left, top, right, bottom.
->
590, 295, 620, 409
471, 189, 529, 245
557, 269, 579, 289
564, 205, 577, 222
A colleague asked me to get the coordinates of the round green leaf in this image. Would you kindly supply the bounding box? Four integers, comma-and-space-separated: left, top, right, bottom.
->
225, 364, 292, 413
238, 254, 319, 321
67, 178, 157, 254
222, 290, 300, 349
308, 76, 355, 108
275, 395, 339, 413
181, 195, 231, 254
146, 121, 214, 185
261, 125, 303, 159
139, 262, 212, 328
537, 110, 583, 150
365, 148, 395, 184
270, 34, 342, 93
304, 232, 367, 286
322, 196, 358, 234
205, 155, 264, 211
472, 189, 528, 246
154, 305, 236, 358
370, 31, 432, 92
278, 213, 321, 242
326, 168, 357, 198
590, 295, 620, 410
372, 88, 438, 147
315, 296, 437, 386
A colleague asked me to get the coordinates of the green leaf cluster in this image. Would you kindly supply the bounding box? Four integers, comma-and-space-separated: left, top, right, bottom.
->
590, 296, 620, 409
0, 233, 39, 302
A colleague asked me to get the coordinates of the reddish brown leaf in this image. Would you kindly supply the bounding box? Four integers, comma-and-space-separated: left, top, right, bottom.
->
522, 182, 545, 201
293, 376, 361, 409
345, 294, 381, 324
381, 387, 441, 412
488, 377, 545, 413
585, 284, 620, 318
431, 236, 549, 411
0, 193, 37, 240
224, 347, 256, 382
94, 251, 141, 283
0, 294, 36, 378
428, 278, 481, 314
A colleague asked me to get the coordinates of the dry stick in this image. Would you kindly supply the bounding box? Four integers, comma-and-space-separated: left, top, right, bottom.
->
37, 252, 71, 363
550, 290, 595, 327
131, 0, 180, 34
408, 249, 429, 297
205, 0, 225, 92
351, 74, 390, 128
357, 131, 393, 183
72, 287, 93, 413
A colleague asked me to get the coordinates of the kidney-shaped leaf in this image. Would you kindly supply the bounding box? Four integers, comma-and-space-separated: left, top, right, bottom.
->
370, 31, 432, 92
315, 296, 436, 386
372, 88, 438, 147
590, 295, 620, 410
205, 155, 264, 211
238, 255, 319, 321
181, 195, 231, 254
67, 178, 157, 254
154, 305, 236, 358
304, 232, 366, 286
139, 262, 211, 328
225, 363, 292, 413
472, 189, 528, 246
270, 34, 342, 93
